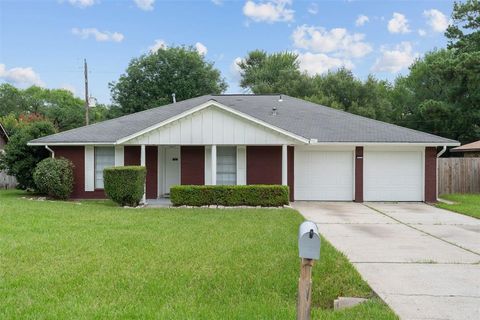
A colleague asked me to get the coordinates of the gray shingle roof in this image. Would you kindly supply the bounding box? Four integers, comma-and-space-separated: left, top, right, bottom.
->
30, 94, 458, 145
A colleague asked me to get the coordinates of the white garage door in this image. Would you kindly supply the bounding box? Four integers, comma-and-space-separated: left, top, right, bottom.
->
364, 151, 423, 201
295, 150, 353, 200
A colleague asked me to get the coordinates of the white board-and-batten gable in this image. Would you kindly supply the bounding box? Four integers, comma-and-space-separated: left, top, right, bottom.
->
122, 104, 303, 145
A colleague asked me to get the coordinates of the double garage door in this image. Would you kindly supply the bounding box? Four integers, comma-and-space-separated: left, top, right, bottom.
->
295, 149, 423, 201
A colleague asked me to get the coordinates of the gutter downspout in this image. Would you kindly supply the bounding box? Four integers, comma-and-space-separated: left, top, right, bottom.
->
45, 145, 55, 158
436, 146, 447, 201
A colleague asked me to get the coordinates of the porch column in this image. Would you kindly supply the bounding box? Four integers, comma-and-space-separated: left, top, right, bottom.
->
211, 145, 217, 185
114, 146, 124, 166
282, 145, 288, 185
141, 144, 146, 204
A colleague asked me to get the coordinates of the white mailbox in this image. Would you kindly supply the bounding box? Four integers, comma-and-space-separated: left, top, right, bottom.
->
298, 221, 320, 260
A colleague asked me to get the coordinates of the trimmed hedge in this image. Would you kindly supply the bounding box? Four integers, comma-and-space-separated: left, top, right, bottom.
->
104, 166, 146, 207
170, 185, 289, 207
33, 157, 74, 200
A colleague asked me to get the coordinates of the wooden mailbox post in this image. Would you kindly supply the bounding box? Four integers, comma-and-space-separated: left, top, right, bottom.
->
297, 221, 320, 320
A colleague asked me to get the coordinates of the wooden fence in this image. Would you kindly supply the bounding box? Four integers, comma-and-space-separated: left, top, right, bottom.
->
0, 171, 17, 189
438, 158, 480, 195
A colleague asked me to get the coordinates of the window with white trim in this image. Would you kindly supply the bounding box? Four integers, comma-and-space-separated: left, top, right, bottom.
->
216, 146, 237, 185
95, 146, 115, 189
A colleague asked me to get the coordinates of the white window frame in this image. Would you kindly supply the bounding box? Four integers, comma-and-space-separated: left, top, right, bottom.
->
94, 146, 115, 189
216, 146, 237, 185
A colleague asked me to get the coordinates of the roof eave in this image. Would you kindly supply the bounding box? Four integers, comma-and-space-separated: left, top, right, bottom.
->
308, 141, 460, 147
27, 141, 116, 146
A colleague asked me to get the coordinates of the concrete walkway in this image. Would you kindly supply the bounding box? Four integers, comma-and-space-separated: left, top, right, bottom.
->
292, 202, 480, 320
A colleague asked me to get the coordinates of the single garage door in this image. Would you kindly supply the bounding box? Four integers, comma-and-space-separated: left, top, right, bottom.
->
295, 150, 353, 200
364, 151, 423, 201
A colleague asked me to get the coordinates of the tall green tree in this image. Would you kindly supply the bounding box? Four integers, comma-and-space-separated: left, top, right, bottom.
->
110, 46, 227, 115
0, 120, 56, 189
0, 84, 25, 116
238, 50, 313, 96
446, 0, 480, 52
307, 70, 393, 122
22, 86, 85, 131
237, 51, 394, 122
0, 85, 87, 131
392, 49, 480, 143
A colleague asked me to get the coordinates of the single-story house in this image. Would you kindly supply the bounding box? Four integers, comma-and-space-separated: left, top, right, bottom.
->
28, 94, 459, 202
450, 140, 480, 158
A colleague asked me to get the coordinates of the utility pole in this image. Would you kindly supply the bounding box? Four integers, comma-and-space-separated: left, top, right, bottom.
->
84, 58, 89, 126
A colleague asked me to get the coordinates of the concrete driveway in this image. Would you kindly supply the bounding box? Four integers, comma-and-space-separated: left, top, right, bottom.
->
292, 202, 480, 320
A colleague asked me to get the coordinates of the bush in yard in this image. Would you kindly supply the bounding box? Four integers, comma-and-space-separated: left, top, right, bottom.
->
104, 166, 146, 207
170, 185, 290, 207
0, 120, 57, 189
33, 157, 74, 200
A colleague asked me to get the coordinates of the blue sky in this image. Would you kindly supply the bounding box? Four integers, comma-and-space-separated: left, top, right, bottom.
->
0, 0, 454, 104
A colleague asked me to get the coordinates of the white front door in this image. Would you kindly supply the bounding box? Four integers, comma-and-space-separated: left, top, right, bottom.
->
295, 149, 354, 201
364, 150, 423, 201
164, 146, 180, 194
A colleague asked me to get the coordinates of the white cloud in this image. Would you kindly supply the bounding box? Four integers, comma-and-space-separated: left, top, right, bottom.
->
308, 3, 319, 15
72, 28, 124, 42
388, 12, 410, 34
372, 42, 418, 73
230, 57, 244, 82
62, 0, 97, 8
355, 14, 369, 26
149, 39, 167, 52
418, 29, 427, 36
195, 42, 208, 55
134, 0, 155, 11
211, 0, 223, 5
423, 9, 449, 32
0, 64, 45, 87
148, 40, 207, 55
60, 84, 76, 95
243, 0, 294, 23
297, 52, 353, 76
292, 25, 372, 58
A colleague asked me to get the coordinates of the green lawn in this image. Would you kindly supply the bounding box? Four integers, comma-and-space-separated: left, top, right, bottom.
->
0, 190, 396, 319
437, 194, 480, 219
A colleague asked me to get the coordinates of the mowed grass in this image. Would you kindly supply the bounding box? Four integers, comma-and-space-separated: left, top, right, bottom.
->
0, 190, 396, 319
437, 194, 480, 219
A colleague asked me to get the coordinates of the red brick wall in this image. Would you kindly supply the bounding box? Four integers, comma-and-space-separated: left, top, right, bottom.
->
124, 146, 140, 165
52, 145, 159, 199
288, 146, 294, 201
181, 146, 205, 185
355, 146, 364, 202
52, 146, 105, 199
425, 147, 437, 203
246, 146, 282, 185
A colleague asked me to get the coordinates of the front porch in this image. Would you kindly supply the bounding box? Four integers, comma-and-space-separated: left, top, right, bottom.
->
121, 144, 294, 203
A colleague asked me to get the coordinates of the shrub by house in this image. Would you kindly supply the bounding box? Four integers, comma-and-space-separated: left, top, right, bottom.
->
104, 166, 146, 207
170, 185, 289, 207
33, 157, 74, 200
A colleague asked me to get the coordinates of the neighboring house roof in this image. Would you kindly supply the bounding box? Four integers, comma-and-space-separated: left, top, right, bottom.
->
29, 94, 459, 145
0, 122, 9, 143
451, 140, 480, 152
